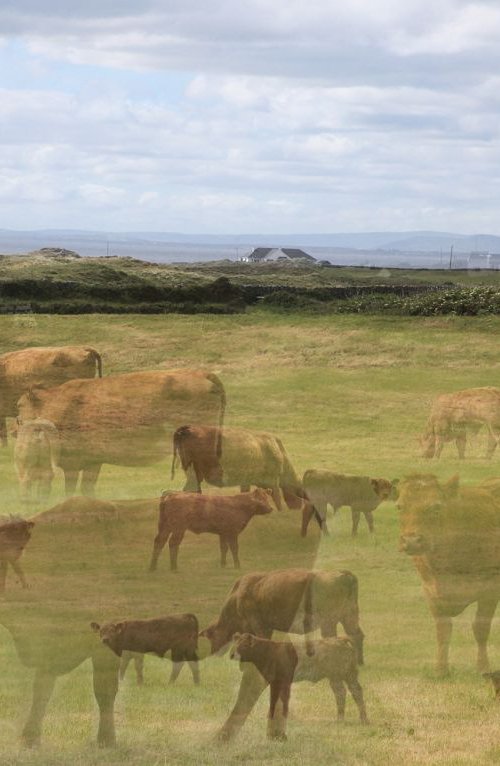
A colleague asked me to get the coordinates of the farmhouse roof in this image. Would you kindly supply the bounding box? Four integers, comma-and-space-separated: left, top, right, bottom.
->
247, 246, 315, 262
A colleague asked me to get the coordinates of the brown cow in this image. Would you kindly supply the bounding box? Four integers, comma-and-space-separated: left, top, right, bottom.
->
16, 369, 226, 496
199, 568, 364, 741
91, 614, 200, 686
171, 425, 305, 511
13, 418, 60, 504
397, 473, 500, 675
0, 345, 102, 446
421, 387, 500, 459
0, 515, 34, 593
301, 470, 397, 537
149, 488, 274, 571
230, 633, 367, 739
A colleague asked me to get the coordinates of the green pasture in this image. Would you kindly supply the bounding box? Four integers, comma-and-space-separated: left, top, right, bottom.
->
1, 312, 500, 765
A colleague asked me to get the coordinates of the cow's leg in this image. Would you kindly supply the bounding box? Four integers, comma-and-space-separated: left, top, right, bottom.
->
432, 610, 453, 676
217, 662, 268, 742
64, 468, 79, 496
270, 484, 283, 511
434, 435, 445, 459
149, 527, 171, 572
0, 416, 7, 447
340, 617, 364, 666
183, 466, 201, 492
329, 679, 346, 720
345, 675, 368, 723
169, 651, 184, 684
455, 431, 467, 459
168, 531, 185, 571
119, 652, 132, 681
22, 670, 57, 748
473, 597, 498, 673
187, 652, 200, 685
227, 535, 240, 568
351, 509, 361, 536
365, 510, 375, 533
133, 654, 144, 685
92, 646, 120, 747
0, 560, 7, 594
320, 619, 336, 638
301, 502, 315, 537
81, 464, 101, 498
219, 536, 229, 568
10, 559, 28, 589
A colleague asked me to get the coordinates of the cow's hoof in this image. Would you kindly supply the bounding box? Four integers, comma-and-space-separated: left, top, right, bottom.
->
268, 732, 287, 742
215, 728, 233, 744
21, 733, 41, 749
97, 736, 116, 749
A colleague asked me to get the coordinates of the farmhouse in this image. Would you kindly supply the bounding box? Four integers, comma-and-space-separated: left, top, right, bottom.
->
243, 247, 316, 263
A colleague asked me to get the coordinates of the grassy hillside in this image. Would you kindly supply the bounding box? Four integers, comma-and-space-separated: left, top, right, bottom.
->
1, 313, 500, 764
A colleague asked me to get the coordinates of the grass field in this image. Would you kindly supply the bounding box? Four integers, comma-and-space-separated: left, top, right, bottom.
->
1, 311, 500, 765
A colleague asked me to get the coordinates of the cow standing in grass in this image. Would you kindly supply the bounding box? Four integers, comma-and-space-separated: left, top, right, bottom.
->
421, 387, 500, 459
301, 470, 396, 537
230, 633, 367, 740
200, 567, 363, 741
149, 488, 274, 571
171, 425, 305, 511
397, 473, 500, 675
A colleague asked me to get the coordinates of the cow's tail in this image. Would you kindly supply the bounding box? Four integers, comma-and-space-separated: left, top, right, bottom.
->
87, 348, 103, 378
303, 574, 315, 657
171, 425, 193, 480
206, 372, 226, 458
339, 570, 364, 665
276, 437, 304, 509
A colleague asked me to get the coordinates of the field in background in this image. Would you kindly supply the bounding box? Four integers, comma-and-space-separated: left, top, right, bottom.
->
1, 313, 500, 765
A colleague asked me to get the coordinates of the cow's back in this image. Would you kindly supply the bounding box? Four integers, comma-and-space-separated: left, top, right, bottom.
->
219, 428, 283, 486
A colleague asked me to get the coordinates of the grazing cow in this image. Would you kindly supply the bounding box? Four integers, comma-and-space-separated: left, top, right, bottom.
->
0, 515, 34, 593
91, 614, 200, 686
0, 345, 102, 446
301, 470, 396, 537
13, 418, 60, 504
230, 633, 367, 739
171, 425, 305, 511
149, 488, 274, 571
421, 387, 500, 459
397, 473, 500, 675
16, 369, 226, 496
200, 567, 364, 741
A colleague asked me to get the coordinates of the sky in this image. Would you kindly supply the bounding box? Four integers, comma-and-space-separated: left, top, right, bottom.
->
1, 0, 500, 234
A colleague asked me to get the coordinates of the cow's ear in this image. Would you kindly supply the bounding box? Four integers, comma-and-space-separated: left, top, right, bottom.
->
370, 479, 383, 496
90, 622, 101, 633
444, 474, 460, 497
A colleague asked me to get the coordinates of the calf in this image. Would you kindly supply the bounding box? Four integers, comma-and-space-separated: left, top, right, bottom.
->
230, 633, 368, 739
13, 418, 59, 504
302, 470, 397, 537
91, 614, 200, 685
148, 488, 273, 572
0, 515, 34, 593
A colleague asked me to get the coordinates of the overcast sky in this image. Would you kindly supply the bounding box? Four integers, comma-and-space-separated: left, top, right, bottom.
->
1, 0, 500, 234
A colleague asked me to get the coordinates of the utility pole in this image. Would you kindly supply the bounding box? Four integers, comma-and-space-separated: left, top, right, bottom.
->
449, 244, 454, 269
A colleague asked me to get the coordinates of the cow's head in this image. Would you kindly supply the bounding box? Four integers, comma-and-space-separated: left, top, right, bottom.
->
420, 430, 437, 459
0, 518, 35, 557
370, 477, 398, 502
397, 474, 459, 555
90, 621, 125, 656
199, 622, 233, 655
16, 386, 47, 421
250, 488, 274, 515
229, 632, 259, 662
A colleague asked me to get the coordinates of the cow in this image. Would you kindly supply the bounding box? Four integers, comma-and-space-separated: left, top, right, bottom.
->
199, 568, 364, 741
171, 425, 305, 511
301, 470, 397, 537
149, 488, 274, 571
397, 473, 500, 675
13, 418, 60, 504
91, 614, 200, 686
230, 633, 367, 739
0, 515, 34, 593
421, 387, 500, 459
16, 369, 226, 496
0, 345, 102, 446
